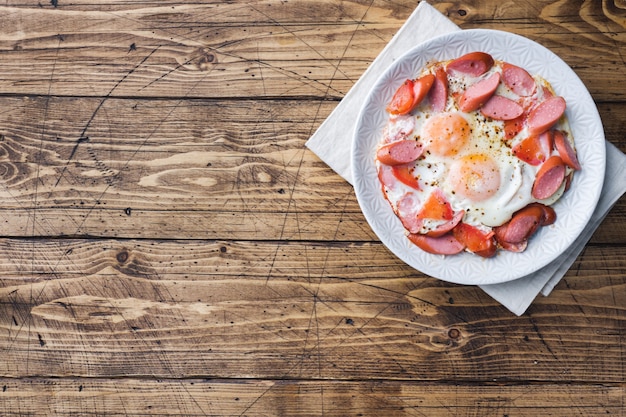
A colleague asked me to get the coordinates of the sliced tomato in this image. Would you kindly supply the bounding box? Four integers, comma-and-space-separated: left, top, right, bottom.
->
417, 189, 453, 221
386, 75, 434, 115
512, 130, 553, 166
452, 222, 496, 258
411, 74, 435, 109
504, 114, 525, 140
386, 79, 416, 115
392, 163, 420, 189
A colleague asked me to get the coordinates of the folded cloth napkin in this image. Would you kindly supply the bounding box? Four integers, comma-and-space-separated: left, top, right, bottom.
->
305, 1, 626, 315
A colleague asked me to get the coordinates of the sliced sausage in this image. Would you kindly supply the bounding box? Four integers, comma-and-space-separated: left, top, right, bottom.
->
378, 162, 394, 184
538, 203, 557, 226
458, 72, 501, 112
494, 203, 556, 252
564, 171, 574, 192
376, 140, 424, 165
531, 155, 566, 200
382, 114, 416, 144
407, 233, 465, 255
480, 95, 524, 120
446, 52, 494, 77
428, 66, 448, 112
494, 204, 544, 244
498, 239, 528, 253
474, 244, 497, 258
378, 164, 400, 206
502, 62, 536, 96
553, 130, 581, 170
396, 192, 422, 234
527, 96, 566, 135
541, 86, 554, 100
424, 210, 464, 238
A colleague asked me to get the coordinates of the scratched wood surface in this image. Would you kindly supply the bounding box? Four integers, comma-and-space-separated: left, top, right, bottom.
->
0, 0, 625, 416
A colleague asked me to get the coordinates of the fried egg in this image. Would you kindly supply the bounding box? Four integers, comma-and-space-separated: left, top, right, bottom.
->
378, 59, 571, 239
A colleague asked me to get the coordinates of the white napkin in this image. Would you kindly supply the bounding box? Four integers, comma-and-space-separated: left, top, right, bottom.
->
305, 1, 626, 315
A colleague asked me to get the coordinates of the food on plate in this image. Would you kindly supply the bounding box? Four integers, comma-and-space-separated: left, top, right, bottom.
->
376, 51, 580, 258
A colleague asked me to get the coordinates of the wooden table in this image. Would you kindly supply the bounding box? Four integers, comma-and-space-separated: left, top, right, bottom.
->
0, 1, 624, 415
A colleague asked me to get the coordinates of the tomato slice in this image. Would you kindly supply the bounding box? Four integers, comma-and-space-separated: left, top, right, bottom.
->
512, 130, 553, 166
411, 74, 435, 109
417, 189, 453, 221
391, 164, 420, 189
452, 222, 496, 258
386, 79, 416, 115
504, 114, 525, 140
386, 75, 435, 115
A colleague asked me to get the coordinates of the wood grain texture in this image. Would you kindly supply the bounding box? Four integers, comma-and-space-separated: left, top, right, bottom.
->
0, 94, 623, 241
0, 1, 624, 100
0, 238, 624, 381
0, 0, 624, 415
0, 378, 623, 416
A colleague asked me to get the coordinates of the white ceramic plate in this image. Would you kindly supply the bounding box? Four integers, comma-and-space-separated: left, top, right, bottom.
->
352, 29, 606, 285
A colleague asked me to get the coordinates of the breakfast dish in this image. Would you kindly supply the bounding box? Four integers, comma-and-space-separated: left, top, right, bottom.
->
352, 29, 605, 284
376, 51, 579, 257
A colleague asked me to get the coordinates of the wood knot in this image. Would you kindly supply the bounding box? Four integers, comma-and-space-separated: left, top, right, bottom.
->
448, 328, 461, 339
196, 49, 217, 70
0, 161, 19, 182
116, 250, 129, 264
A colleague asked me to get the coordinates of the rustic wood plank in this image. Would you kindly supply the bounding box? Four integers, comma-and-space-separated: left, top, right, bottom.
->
0, 1, 624, 100
0, 94, 623, 241
0, 238, 624, 380
0, 238, 621, 282
0, 1, 624, 414
0, 377, 622, 416
2, 204, 623, 242
0, 1, 409, 99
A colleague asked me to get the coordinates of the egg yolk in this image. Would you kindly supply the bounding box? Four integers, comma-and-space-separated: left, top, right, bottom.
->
448, 154, 501, 202
422, 112, 470, 156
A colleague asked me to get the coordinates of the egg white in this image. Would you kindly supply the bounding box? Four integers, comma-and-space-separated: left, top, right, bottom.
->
379, 61, 573, 235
